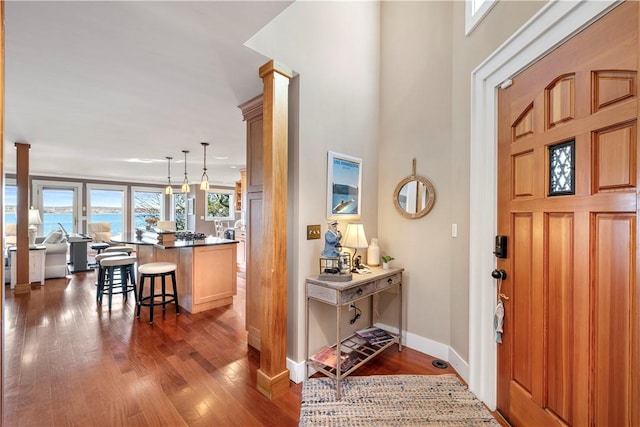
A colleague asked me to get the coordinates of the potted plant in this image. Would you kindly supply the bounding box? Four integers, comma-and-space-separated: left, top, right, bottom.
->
381, 255, 395, 270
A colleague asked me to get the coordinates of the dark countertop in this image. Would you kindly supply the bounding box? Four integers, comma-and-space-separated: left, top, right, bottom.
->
111, 233, 238, 249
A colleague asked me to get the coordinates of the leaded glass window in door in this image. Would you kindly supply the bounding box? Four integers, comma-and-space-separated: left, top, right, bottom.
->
549, 140, 575, 196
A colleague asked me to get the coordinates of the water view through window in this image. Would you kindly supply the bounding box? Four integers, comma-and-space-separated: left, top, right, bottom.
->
5, 185, 177, 236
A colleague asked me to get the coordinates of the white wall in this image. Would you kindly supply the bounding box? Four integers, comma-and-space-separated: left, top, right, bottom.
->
246, 0, 546, 373
246, 1, 381, 361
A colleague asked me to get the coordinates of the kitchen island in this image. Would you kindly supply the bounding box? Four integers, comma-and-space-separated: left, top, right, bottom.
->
111, 233, 238, 314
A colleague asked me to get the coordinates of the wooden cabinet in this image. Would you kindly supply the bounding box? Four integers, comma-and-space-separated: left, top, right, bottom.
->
245, 192, 263, 349
192, 245, 237, 309
235, 229, 246, 273
241, 96, 264, 194
234, 168, 246, 213
305, 268, 404, 398
239, 94, 263, 350
135, 241, 237, 314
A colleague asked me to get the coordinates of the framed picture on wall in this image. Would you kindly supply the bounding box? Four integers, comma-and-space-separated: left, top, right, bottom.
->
204, 188, 235, 221
326, 151, 362, 219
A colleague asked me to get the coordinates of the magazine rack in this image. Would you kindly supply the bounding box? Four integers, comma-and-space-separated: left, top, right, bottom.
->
305, 267, 404, 398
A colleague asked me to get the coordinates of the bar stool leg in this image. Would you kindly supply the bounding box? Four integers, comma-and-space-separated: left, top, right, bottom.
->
161, 274, 167, 311
171, 271, 180, 315
136, 275, 145, 318
128, 265, 137, 304
107, 266, 114, 311
96, 267, 104, 304
149, 276, 155, 324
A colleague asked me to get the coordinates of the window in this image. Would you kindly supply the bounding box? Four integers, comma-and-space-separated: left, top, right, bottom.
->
33, 179, 83, 235
173, 192, 187, 231
204, 189, 234, 222
4, 180, 16, 227
465, 0, 498, 35
131, 187, 163, 231
549, 140, 575, 196
87, 184, 126, 235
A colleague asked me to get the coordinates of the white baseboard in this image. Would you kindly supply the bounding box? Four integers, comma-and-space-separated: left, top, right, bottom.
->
287, 357, 306, 384
448, 346, 469, 384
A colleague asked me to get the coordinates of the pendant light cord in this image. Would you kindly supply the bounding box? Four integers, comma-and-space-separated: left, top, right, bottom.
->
182, 150, 190, 193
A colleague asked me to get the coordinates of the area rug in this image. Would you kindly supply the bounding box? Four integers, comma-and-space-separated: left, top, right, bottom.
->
299, 374, 499, 426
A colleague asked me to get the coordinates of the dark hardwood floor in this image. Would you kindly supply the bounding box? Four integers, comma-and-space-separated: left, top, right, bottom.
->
3, 269, 496, 426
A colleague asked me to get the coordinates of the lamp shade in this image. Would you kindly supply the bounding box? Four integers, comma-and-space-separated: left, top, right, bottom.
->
28, 208, 42, 225
342, 223, 368, 249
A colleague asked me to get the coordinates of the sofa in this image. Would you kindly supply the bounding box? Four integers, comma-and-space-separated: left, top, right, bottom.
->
36, 234, 68, 279
4, 225, 68, 283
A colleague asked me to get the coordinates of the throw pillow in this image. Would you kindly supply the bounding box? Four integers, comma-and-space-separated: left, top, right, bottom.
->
93, 231, 112, 242
43, 229, 64, 244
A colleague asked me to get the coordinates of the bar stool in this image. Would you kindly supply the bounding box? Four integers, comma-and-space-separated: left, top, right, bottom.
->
104, 246, 133, 255
97, 255, 137, 311
90, 242, 110, 254
94, 251, 128, 287
136, 262, 180, 324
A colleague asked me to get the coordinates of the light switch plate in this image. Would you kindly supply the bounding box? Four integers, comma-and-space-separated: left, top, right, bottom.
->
307, 224, 321, 240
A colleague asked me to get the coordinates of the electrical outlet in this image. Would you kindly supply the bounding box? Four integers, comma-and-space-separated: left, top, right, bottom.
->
307, 224, 321, 240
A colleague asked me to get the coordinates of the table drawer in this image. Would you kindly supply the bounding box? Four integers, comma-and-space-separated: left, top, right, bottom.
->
377, 273, 402, 291
340, 281, 376, 304
307, 283, 338, 304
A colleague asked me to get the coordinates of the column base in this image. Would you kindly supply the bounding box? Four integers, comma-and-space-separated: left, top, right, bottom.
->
13, 282, 32, 294
256, 368, 290, 399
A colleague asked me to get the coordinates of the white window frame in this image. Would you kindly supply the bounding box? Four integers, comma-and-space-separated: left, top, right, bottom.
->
170, 192, 188, 231
130, 186, 165, 231
32, 179, 83, 234
86, 183, 127, 235
465, 0, 498, 35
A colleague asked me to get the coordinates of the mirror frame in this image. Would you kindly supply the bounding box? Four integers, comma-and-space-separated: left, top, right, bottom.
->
393, 175, 436, 219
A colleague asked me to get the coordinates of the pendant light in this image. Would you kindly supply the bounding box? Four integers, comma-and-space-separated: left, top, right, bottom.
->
181, 150, 190, 193
165, 156, 173, 195
200, 142, 210, 191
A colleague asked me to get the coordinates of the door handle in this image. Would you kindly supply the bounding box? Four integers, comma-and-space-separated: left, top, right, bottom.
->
491, 269, 507, 280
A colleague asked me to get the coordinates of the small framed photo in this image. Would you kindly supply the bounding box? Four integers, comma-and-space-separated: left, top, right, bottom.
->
326, 151, 362, 219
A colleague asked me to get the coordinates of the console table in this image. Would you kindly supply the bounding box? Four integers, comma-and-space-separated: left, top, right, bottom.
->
9, 245, 46, 289
305, 267, 403, 398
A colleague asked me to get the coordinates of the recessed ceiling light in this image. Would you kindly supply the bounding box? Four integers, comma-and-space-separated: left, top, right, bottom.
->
127, 158, 155, 164
213, 156, 228, 160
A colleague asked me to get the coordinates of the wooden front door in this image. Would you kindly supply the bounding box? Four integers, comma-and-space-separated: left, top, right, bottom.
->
496, 2, 639, 425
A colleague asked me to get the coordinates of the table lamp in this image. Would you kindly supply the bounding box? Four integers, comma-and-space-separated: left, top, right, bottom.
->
342, 223, 368, 272
28, 207, 43, 247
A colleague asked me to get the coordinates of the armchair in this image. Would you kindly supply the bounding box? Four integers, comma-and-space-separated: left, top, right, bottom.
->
88, 222, 112, 242
5, 223, 17, 248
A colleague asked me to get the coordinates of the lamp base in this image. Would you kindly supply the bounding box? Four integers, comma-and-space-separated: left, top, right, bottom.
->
28, 226, 37, 247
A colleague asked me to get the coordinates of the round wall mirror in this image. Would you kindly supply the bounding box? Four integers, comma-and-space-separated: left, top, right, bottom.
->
393, 160, 435, 219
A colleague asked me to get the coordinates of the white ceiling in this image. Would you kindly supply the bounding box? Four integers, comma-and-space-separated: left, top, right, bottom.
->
3, 1, 292, 187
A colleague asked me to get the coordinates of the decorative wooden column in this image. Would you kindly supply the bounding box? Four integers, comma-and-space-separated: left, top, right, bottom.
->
14, 142, 32, 294
256, 60, 293, 398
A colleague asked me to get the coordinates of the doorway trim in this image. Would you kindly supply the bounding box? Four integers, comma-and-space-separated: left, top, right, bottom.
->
468, 0, 620, 410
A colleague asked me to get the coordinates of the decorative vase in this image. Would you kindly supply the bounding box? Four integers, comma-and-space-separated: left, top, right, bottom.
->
367, 238, 380, 267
